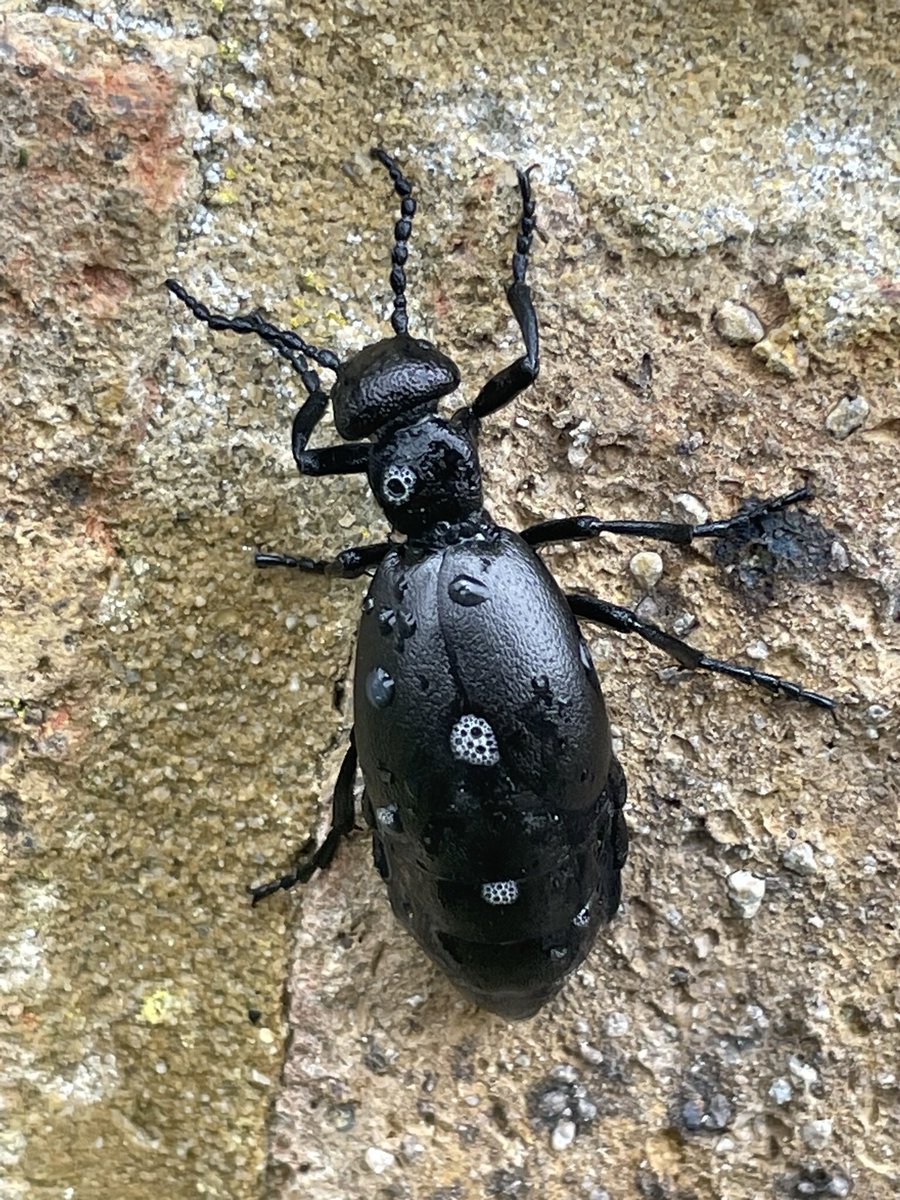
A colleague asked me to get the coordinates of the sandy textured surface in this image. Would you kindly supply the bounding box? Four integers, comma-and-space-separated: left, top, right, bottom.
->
2, 3, 897, 1198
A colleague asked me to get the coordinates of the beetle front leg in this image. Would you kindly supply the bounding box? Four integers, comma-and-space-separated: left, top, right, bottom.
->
255, 542, 391, 578
250, 732, 359, 903
568, 592, 836, 712
290, 418, 370, 478
523, 486, 814, 549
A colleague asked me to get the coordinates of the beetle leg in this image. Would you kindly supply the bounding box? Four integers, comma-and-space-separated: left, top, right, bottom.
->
290, 428, 370, 478
250, 733, 358, 903
464, 167, 541, 424
255, 542, 391, 577
522, 486, 814, 548
567, 592, 836, 712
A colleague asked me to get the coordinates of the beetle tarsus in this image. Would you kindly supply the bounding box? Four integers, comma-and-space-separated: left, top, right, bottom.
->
251, 736, 358, 905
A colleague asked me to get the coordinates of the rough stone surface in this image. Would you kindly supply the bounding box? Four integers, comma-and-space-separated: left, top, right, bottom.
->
2, 4, 897, 1200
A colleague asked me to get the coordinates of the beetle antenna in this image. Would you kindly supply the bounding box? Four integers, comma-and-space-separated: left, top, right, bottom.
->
165, 279, 341, 378
371, 147, 416, 337
512, 164, 538, 285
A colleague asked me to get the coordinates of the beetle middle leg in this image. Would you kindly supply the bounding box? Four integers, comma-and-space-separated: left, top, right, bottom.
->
250, 732, 359, 903
567, 592, 835, 712
255, 543, 391, 577
522, 485, 815, 549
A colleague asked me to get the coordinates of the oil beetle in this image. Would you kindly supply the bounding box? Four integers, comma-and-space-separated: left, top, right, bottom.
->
166, 149, 834, 1019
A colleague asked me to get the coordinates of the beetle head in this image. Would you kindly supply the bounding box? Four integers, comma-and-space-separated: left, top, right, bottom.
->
332, 335, 461, 440
369, 415, 482, 535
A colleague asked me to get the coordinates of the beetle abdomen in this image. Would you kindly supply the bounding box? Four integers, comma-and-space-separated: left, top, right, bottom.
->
354, 528, 623, 1014
371, 755, 627, 1019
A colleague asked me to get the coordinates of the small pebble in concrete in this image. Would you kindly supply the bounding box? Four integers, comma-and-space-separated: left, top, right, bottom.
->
825, 394, 868, 439
365, 1146, 396, 1174
714, 300, 764, 344
783, 841, 818, 875
672, 492, 709, 525
551, 1118, 577, 1151
788, 1055, 819, 1087
629, 550, 663, 590
801, 1117, 834, 1150
727, 870, 765, 918
753, 332, 809, 379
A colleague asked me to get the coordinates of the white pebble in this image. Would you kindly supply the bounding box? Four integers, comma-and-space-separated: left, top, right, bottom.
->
783, 842, 818, 875
801, 1117, 833, 1150
604, 1012, 630, 1038
672, 492, 709, 526
714, 300, 764, 345
629, 551, 663, 590
364, 1147, 396, 1174
551, 1118, 577, 1151
788, 1055, 819, 1086
727, 870, 765, 918
825, 394, 868, 439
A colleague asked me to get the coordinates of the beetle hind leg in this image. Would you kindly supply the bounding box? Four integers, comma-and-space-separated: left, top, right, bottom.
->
250, 732, 358, 904
568, 593, 836, 712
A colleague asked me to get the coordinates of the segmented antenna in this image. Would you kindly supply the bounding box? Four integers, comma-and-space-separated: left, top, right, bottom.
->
164, 279, 341, 389
512, 165, 537, 286
371, 147, 417, 337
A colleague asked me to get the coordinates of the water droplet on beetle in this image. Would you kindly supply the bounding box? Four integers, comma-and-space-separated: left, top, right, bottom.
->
578, 639, 594, 671
448, 575, 489, 607
365, 666, 395, 708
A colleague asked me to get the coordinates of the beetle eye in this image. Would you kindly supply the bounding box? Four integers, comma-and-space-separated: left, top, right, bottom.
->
382, 464, 417, 505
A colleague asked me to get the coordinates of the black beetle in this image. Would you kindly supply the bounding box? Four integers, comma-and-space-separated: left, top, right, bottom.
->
166, 149, 834, 1019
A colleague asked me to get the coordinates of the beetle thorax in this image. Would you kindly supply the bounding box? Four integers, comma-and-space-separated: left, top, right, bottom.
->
368, 415, 483, 536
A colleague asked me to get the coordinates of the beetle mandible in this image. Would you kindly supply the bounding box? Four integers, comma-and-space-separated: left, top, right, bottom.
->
166, 149, 834, 1019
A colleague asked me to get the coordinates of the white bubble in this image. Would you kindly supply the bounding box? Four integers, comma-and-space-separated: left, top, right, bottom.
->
450, 714, 499, 766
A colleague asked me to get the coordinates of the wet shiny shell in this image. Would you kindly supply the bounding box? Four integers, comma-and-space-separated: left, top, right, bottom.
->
353, 527, 625, 1017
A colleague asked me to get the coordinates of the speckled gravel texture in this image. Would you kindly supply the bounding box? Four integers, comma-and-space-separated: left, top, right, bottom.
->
1, 3, 897, 1199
